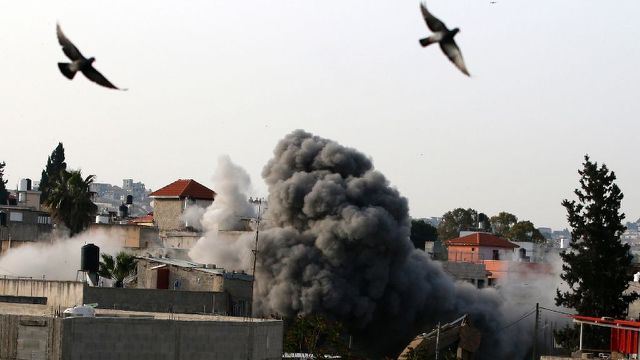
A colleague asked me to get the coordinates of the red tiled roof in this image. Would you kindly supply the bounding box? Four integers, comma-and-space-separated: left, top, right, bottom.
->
149, 179, 216, 200
445, 232, 519, 249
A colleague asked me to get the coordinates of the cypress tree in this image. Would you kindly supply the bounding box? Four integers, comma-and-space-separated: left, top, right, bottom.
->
0, 161, 8, 205
39, 143, 67, 204
555, 155, 637, 349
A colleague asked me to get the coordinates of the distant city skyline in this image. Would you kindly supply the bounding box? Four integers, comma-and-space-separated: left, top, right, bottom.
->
2, 0, 640, 230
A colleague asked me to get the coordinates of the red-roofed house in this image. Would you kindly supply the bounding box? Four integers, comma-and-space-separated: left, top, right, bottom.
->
150, 179, 216, 232
445, 232, 519, 263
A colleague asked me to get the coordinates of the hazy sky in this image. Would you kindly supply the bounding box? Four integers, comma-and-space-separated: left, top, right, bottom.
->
2, 0, 639, 229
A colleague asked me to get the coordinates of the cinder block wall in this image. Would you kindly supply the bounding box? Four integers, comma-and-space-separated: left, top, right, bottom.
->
62, 317, 283, 360
0, 279, 84, 309
83, 286, 228, 314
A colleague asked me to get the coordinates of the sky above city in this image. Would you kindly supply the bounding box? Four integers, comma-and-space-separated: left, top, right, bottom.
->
1, 0, 639, 229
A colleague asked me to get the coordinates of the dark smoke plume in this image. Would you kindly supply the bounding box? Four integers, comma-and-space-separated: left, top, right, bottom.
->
255, 130, 526, 358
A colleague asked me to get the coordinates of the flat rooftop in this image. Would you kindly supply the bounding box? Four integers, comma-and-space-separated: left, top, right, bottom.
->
0, 302, 279, 323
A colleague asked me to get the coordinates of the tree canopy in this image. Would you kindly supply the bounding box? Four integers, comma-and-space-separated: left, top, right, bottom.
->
410, 219, 438, 250
44, 169, 97, 236
490, 212, 518, 237
555, 155, 637, 349
98, 252, 137, 288
39, 142, 67, 204
0, 162, 8, 205
437, 208, 490, 241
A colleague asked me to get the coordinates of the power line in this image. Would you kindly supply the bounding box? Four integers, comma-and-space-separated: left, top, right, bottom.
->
539, 306, 573, 316
498, 308, 537, 332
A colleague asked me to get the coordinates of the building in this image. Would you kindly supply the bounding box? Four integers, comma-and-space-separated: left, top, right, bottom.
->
136, 256, 253, 316
0, 305, 282, 360
446, 232, 520, 263
0, 180, 52, 255
149, 179, 216, 232
444, 232, 552, 286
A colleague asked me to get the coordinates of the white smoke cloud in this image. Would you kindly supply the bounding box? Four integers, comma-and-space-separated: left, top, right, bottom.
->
0, 229, 124, 280
188, 155, 257, 271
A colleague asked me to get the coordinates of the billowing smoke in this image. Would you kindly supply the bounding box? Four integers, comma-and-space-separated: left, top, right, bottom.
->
188, 155, 256, 270
0, 229, 123, 280
254, 130, 527, 357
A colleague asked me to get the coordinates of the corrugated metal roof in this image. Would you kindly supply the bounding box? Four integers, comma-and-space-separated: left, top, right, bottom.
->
138, 256, 253, 281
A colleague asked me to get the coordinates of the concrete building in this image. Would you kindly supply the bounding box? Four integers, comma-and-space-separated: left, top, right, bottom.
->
136, 256, 253, 316
149, 179, 216, 232
0, 182, 53, 255
87, 223, 160, 249
0, 307, 282, 360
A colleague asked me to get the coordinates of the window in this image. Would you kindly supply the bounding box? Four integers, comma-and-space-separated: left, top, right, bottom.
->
477, 279, 485, 289
492, 250, 500, 260
9, 212, 23, 222
519, 248, 526, 258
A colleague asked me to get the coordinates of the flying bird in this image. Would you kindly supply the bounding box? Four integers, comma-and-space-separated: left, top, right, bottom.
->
56, 23, 126, 90
418, 2, 470, 76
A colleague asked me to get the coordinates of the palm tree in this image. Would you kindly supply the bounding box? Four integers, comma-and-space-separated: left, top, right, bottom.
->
98, 252, 137, 288
45, 169, 97, 236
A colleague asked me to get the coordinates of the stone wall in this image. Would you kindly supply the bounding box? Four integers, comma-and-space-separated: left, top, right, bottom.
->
153, 199, 184, 231
0, 279, 84, 309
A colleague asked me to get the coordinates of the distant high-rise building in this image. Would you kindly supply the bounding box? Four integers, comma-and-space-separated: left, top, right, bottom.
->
123, 179, 134, 191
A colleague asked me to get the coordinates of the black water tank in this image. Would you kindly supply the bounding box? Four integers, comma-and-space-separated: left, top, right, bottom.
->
81, 243, 100, 273
126, 195, 133, 205
118, 203, 128, 218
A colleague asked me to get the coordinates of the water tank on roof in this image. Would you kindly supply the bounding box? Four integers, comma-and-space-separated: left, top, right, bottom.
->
81, 244, 100, 273
118, 203, 128, 218
18, 178, 32, 191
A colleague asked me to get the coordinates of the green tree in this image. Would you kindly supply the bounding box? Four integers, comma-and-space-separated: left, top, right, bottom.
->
490, 212, 518, 236
555, 155, 637, 350
437, 208, 491, 241
410, 219, 438, 250
506, 221, 545, 243
39, 142, 67, 204
98, 252, 138, 288
45, 169, 97, 236
0, 162, 8, 205
284, 314, 351, 359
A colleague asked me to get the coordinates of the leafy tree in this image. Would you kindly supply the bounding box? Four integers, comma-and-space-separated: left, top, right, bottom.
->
437, 208, 491, 241
39, 142, 67, 204
44, 169, 97, 236
284, 314, 351, 359
490, 212, 518, 236
410, 219, 438, 250
98, 252, 138, 287
506, 221, 545, 243
0, 162, 8, 205
555, 155, 637, 350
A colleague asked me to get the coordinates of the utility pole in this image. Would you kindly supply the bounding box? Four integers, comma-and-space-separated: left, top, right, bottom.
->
532, 302, 539, 360
435, 322, 441, 360
249, 198, 263, 316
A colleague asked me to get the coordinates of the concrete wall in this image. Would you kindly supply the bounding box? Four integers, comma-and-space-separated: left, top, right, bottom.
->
0, 279, 84, 309
441, 262, 488, 288
61, 317, 283, 360
0, 314, 63, 360
83, 286, 228, 314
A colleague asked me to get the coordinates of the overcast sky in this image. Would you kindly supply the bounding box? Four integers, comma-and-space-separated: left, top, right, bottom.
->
2, 0, 639, 229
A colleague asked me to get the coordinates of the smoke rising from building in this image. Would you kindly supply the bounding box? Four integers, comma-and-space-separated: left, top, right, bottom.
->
0, 229, 123, 280
188, 155, 256, 269
253, 130, 527, 357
